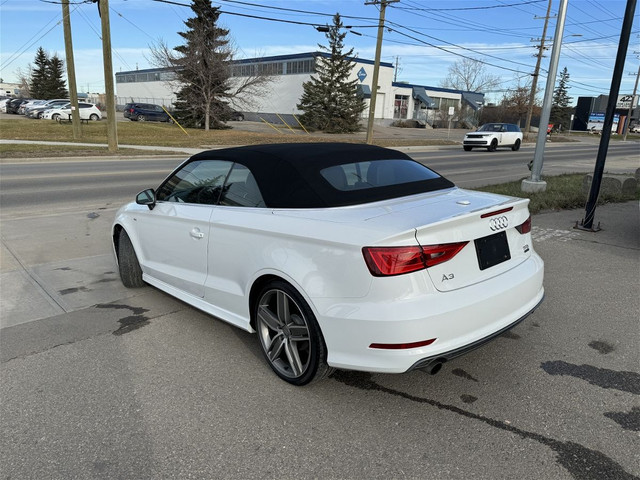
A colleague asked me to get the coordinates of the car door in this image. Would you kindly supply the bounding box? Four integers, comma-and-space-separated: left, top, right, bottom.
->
134, 159, 234, 298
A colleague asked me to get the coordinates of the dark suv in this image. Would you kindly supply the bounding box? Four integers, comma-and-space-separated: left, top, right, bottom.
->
123, 103, 171, 122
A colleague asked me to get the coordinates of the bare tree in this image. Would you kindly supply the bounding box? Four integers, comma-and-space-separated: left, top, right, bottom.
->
14, 66, 32, 97
440, 57, 501, 93
500, 76, 534, 127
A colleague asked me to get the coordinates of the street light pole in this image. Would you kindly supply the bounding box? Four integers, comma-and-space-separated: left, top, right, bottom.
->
521, 0, 568, 193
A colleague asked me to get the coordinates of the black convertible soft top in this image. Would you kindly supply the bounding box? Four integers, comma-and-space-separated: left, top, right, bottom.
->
187, 143, 454, 208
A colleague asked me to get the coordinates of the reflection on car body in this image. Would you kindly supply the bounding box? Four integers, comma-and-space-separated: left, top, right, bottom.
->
112, 143, 544, 385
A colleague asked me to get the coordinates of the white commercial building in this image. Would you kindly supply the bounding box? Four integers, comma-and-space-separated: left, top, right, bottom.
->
115, 52, 484, 127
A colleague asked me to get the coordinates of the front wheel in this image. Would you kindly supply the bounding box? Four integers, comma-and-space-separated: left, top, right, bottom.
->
488, 139, 498, 152
463, 146, 472, 151
117, 229, 145, 288
255, 281, 333, 385
512, 139, 521, 151
52, 113, 60, 121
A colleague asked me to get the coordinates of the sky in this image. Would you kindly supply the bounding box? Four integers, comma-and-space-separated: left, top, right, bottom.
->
0, 0, 638, 105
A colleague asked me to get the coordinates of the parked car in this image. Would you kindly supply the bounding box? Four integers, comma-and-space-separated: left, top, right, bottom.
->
18, 99, 46, 115
463, 123, 523, 152
629, 124, 640, 134
123, 102, 171, 122
5, 98, 30, 114
112, 143, 544, 385
42, 102, 102, 121
229, 111, 245, 121
0, 98, 12, 113
25, 99, 69, 119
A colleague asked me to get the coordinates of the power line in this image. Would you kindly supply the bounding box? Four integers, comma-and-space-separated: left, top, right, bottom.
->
394, 0, 546, 12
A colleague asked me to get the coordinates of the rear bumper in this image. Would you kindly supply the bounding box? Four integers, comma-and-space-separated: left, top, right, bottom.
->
316, 252, 544, 373
407, 293, 543, 372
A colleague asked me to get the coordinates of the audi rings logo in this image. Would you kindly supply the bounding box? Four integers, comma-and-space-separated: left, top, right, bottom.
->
489, 216, 509, 231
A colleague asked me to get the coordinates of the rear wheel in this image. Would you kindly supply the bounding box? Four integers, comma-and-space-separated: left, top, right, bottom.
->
137, 114, 146, 122
255, 281, 333, 385
90, 113, 99, 121
512, 139, 521, 151
487, 139, 498, 152
117, 229, 145, 288
52, 113, 60, 121
36, 111, 43, 119
463, 146, 472, 151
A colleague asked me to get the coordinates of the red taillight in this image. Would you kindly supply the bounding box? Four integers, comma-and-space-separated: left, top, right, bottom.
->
362, 241, 468, 277
362, 246, 425, 277
421, 242, 469, 267
516, 215, 532, 234
370, 338, 437, 350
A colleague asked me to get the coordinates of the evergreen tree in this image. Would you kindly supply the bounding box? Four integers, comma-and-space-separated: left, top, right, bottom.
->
171, 0, 232, 130
550, 67, 573, 131
297, 14, 365, 133
30, 47, 49, 99
46, 55, 68, 99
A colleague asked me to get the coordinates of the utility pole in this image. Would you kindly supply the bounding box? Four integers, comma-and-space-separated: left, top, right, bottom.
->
365, 0, 398, 145
622, 65, 640, 141
62, 0, 80, 139
394, 56, 400, 82
97, 0, 118, 152
524, 0, 553, 139
522, 0, 568, 193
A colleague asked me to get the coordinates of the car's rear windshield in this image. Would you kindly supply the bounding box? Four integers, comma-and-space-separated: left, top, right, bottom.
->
320, 159, 441, 191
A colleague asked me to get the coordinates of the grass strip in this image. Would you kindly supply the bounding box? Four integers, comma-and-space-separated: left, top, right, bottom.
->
476, 173, 640, 214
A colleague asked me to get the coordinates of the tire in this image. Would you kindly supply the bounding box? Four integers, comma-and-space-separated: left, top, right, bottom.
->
117, 229, 145, 288
137, 115, 146, 122
52, 113, 60, 121
236, 114, 244, 121
90, 114, 99, 121
463, 146, 472, 151
36, 111, 43, 119
488, 139, 498, 152
255, 280, 333, 385
512, 139, 521, 151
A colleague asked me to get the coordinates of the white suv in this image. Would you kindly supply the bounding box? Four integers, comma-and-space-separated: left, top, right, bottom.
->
463, 123, 523, 152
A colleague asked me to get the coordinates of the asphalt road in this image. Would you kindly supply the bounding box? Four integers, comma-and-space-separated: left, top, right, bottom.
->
1, 148, 638, 479
2, 141, 638, 218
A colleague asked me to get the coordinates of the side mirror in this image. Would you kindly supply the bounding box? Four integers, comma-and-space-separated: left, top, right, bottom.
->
136, 189, 156, 210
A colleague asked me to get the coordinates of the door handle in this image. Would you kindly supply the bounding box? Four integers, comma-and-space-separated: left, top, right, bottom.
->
190, 229, 205, 239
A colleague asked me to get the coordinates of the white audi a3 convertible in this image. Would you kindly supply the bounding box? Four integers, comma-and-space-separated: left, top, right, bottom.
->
112, 143, 544, 385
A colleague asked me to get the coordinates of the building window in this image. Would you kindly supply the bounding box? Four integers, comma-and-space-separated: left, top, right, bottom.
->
285, 59, 315, 75
394, 95, 409, 119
